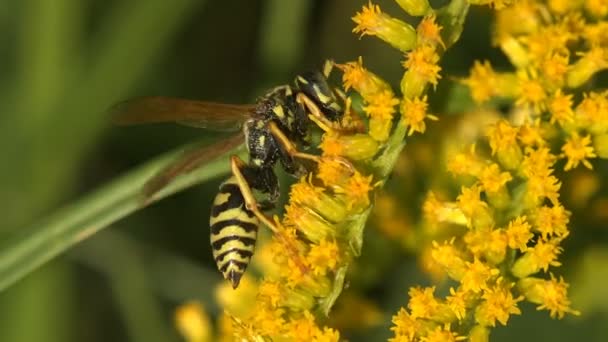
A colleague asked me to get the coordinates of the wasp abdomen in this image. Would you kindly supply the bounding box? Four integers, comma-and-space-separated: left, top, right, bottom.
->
210, 176, 259, 288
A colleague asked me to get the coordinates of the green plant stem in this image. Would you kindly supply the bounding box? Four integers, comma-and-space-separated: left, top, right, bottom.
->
0, 142, 244, 292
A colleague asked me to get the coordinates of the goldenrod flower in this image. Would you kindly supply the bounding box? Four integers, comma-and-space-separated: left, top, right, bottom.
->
431, 239, 467, 281
390, 308, 420, 341
408, 286, 440, 319
447, 144, 484, 177
335, 171, 374, 210
549, 89, 574, 126
518, 120, 546, 147
474, 282, 523, 327
417, 15, 444, 48
402, 45, 442, 98
567, 47, 608, 88
175, 302, 212, 342
460, 61, 499, 103
520, 146, 556, 178
516, 70, 547, 114
421, 325, 465, 342
478, 163, 512, 208
365, 90, 400, 141
400, 95, 438, 136
505, 216, 533, 252
446, 287, 468, 321
512, 239, 563, 278
338, 57, 392, 98
585, 0, 608, 18
486, 120, 523, 170
561, 132, 597, 170
532, 205, 571, 240
457, 185, 494, 229
352, 2, 417, 52
541, 53, 569, 87
518, 275, 580, 319
575, 91, 608, 134
306, 239, 340, 276
286, 311, 340, 342
460, 258, 500, 294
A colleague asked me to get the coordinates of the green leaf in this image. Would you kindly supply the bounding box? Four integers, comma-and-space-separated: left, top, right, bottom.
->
0, 142, 245, 292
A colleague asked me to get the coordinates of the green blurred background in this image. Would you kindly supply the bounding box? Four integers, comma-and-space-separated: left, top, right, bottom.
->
0, 0, 606, 341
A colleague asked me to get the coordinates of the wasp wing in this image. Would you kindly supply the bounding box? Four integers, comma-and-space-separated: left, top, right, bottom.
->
112, 96, 255, 132
143, 132, 245, 200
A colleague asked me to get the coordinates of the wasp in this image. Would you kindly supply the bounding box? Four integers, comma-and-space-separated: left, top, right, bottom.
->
114, 64, 352, 288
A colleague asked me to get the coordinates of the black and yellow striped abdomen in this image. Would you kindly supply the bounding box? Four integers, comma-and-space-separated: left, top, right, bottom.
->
210, 176, 259, 288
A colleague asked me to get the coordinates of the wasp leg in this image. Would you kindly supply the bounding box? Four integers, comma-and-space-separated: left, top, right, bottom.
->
296, 93, 339, 133
268, 121, 321, 164
230, 156, 280, 234
267, 121, 355, 174
230, 156, 309, 273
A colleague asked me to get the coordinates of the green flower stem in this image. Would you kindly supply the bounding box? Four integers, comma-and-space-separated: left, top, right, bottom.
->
0, 142, 245, 292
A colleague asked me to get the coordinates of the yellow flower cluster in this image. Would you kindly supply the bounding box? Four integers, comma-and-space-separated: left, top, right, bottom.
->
385, 1, 598, 341
173, 0, 603, 340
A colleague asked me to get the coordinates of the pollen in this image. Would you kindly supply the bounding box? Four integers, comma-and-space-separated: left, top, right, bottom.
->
408, 286, 440, 319
401, 95, 438, 136
561, 132, 597, 170
403, 45, 442, 87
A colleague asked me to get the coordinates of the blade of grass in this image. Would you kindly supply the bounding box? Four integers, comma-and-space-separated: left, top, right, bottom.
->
74, 230, 178, 342
0, 142, 245, 292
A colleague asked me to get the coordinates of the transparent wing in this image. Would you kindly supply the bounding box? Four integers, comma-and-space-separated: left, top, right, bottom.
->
143, 132, 244, 199
112, 96, 255, 131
